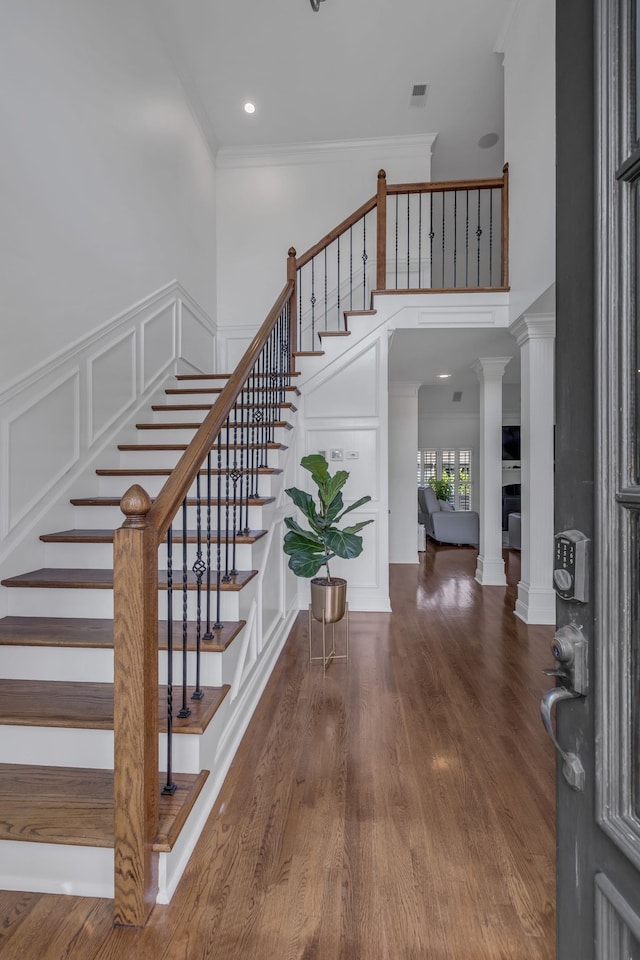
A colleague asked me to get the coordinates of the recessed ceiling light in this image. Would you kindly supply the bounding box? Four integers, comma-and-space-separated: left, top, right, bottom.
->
244, 102, 256, 114
438, 373, 451, 379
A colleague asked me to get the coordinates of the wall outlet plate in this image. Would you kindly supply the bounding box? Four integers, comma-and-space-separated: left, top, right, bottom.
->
346, 450, 359, 460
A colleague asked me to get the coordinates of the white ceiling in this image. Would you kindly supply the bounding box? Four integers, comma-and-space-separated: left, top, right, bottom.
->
388, 327, 520, 389
151, 0, 511, 180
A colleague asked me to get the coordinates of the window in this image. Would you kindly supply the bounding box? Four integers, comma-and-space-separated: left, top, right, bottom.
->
417, 448, 473, 511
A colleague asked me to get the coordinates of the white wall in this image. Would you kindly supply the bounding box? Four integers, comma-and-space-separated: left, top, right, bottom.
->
0, 0, 217, 388
215, 137, 435, 355
499, 0, 555, 323
389, 386, 419, 564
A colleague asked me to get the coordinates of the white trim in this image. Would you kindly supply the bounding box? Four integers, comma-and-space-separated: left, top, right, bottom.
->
216, 134, 438, 170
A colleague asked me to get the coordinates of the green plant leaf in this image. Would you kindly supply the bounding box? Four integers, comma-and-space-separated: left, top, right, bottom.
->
342, 519, 375, 535
323, 492, 344, 525
301, 454, 329, 483
324, 528, 364, 559
283, 530, 325, 556
284, 487, 318, 524
287, 550, 333, 578
335, 495, 372, 520
320, 470, 349, 508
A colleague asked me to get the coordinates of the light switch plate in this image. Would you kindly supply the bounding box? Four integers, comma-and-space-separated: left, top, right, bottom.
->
330, 448, 344, 461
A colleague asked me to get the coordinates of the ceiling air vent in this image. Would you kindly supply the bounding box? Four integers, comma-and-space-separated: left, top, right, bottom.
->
410, 83, 428, 107
452, 391, 463, 402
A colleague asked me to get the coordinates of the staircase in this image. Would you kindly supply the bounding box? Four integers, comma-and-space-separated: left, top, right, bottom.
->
0, 368, 299, 906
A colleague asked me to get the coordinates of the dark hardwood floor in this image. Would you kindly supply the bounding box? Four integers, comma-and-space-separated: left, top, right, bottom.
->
0, 545, 555, 959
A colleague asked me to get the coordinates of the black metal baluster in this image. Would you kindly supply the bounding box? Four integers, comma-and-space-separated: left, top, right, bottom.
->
162, 525, 176, 795
251, 366, 259, 499
240, 385, 249, 536
418, 192, 423, 288
324, 246, 328, 332
178, 499, 191, 719
407, 193, 410, 287
489, 189, 494, 285
310, 257, 316, 345
222, 417, 231, 582
191, 476, 205, 700
429, 194, 434, 287
298, 268, 303, 352
214, 432, 223, 629
441, 190, 446, 288
362, 214, 368, 309
337, 235, 341, 328
465, 191, 469, 288
349, 227, 353, 310
204, 451, 213, 640
230, 401, 239, 576
476, 190, 482, 287
453, 191, 458, 288
394, 194, 399, 288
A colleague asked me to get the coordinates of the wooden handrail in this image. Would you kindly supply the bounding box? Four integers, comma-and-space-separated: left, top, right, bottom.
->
295, 195, 377, 269
145, 281, 293, 541
386, 175, 506, 196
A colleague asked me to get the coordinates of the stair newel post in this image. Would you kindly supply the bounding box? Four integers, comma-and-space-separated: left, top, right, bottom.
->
113, 484, 159, 927
501, 162, 509, 288
287, 247, 298, 371
376, 169, 387, 291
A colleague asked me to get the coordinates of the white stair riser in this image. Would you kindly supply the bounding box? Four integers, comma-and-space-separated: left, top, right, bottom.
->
152, 407, 296, 427
5, 587, 247, 621
162, 390, 295, 405
97, 472, 277, 498
43, 541, 256, 570
117, 447, 286, 470
1, 644, 230, 685
0, 725, 208, 774
72, 503, 272, 530
0, 840, 114, 899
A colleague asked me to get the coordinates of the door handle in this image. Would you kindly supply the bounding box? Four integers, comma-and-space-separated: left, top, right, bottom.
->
540, 686, 585, 791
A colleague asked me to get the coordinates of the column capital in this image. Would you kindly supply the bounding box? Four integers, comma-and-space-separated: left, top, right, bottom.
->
510, 312, 556, 347
471, 356, 512, 381
388, 381, 421, 397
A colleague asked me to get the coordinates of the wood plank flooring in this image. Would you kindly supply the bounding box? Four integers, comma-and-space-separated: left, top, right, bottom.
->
0, 546, 556, 959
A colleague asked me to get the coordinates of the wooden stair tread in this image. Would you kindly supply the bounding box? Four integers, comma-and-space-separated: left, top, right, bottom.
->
0, 680, 230, 734
0, 617, 245, 652
292, 351, 325, 357
165, 385, 301, 396
318, 330, 350, 338
152, 402, 298, 412
95, 467, 282, 477
1, 568, 258, 591
40, 529, 267, 545
0, 764, 208, 851
117, 442, 287, 452
174, 372, 300, 379
70, 495, 275, 507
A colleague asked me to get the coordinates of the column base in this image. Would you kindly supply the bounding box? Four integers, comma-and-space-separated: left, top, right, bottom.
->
474, 555, 507, 586
514, 581, 556, 625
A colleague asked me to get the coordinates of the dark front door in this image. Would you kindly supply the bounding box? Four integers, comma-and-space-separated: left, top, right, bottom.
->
556, 0, 640, 956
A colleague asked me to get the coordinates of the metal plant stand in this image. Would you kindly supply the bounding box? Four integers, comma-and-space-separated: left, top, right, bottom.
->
308, 602, 349, 673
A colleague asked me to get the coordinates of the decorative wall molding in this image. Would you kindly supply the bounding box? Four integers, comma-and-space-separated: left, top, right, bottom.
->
216, 134, 438, 170
0, 281, 215, 567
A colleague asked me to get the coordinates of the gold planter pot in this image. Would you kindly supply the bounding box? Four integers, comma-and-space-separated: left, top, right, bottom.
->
310, 577, 347, 623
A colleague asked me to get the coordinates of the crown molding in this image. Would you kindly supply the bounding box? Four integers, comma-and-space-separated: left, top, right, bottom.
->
216, 134, 438, 170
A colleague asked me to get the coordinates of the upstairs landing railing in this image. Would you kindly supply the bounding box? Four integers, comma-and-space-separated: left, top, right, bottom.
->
289, 165, 509, 353
112, 165, 509, 927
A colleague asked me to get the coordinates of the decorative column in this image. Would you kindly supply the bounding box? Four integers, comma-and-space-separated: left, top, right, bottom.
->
388, 382, 420, 563
510, 313, 556, 624
472, 357, 511, 586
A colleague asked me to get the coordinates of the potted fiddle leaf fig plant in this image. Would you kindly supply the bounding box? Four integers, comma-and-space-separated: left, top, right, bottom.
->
284, 454, 373, 623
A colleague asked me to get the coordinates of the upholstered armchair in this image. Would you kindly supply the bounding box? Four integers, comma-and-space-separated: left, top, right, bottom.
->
418, 486, 479, 546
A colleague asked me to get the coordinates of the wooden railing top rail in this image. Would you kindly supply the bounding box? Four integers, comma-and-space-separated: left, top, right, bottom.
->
386, 171, 507, 196
146, 280, 293, 541
295, 195, 377, 269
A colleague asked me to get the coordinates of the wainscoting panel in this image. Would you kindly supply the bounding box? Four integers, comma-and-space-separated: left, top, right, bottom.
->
88, 330, 136, 445
141, 302, 176, 392
3, 370, 80, 536
180, 301, 216, 372
304, 340, 380, 419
